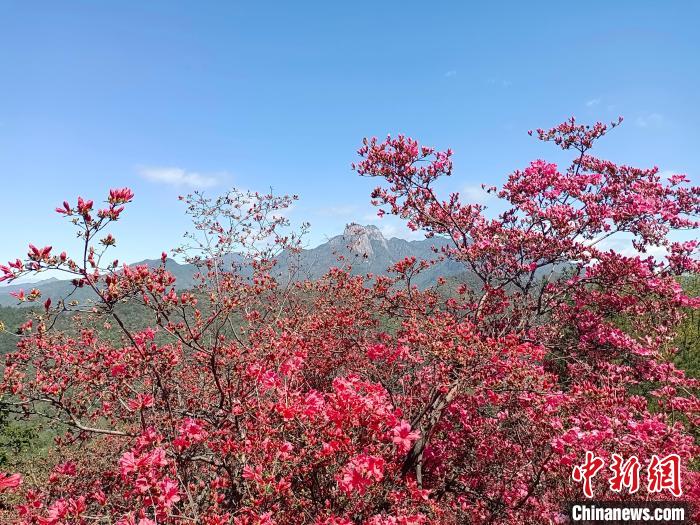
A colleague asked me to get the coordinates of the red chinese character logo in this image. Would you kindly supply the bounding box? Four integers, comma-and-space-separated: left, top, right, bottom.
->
647, 454, 682, 497
608, 453, 641, 494
572, 451, 605, 498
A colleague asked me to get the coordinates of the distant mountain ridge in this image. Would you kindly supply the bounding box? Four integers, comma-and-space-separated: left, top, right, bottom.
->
0, 224, 466, 307
284, 223, 464, 285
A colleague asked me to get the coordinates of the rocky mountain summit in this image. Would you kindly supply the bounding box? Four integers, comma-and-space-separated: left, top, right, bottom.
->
340, 223, 388, 257
286, 223, 463, 285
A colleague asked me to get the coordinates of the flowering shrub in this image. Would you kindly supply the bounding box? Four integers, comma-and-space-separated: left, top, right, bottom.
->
1, 118, 699, 523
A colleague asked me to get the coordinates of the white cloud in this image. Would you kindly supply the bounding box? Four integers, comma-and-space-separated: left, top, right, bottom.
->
444, 70, 457, 78
586, 98, 601, 107
138, 166, 220, 188
594, 235, 668, 259
461, 184, 494, 205
377, 222, 425, 241
357, 212, 426, 241
635, 113, 664, 128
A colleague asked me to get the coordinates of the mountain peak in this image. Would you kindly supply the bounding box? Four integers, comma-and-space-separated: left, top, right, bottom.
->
342, 223, 387, 257
343, 223, 383, 238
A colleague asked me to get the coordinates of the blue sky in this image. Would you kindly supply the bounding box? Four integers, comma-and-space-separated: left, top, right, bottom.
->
1, 1, 699, 265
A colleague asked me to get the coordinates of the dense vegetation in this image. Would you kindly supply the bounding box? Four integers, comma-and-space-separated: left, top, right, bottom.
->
0, 118, 698, 524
